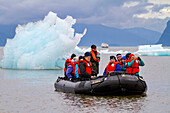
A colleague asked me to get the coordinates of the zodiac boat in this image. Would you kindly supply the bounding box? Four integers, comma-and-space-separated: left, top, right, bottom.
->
54, 72, 147, 95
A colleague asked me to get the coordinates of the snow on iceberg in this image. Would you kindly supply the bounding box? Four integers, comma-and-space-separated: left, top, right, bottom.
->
1, 11, 86, 69
137, 44, 170, 56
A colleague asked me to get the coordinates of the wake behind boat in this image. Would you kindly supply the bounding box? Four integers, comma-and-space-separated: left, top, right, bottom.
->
54, 72, 147, 95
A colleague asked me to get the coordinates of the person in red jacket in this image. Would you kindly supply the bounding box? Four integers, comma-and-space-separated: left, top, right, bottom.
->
64, 53, 76, 78
127, 54, 145, 75
105, 56, 122, 75
79, 52, 95, 79
124, 53, 131, 73
66, 57, 79, 80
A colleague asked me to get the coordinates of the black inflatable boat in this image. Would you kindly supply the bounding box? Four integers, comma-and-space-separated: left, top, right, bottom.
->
54, 72, 147, 95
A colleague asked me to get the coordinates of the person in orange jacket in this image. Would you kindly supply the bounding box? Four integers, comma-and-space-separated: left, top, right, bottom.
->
90, 45, 100, 76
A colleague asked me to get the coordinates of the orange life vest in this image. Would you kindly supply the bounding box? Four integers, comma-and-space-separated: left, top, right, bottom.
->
125, 59, 132, 73
78, 60, 92, 75
90, 50, 100, 62
64, 58, 72, 72
106, 62, 118, 75
131, 59, 139, 74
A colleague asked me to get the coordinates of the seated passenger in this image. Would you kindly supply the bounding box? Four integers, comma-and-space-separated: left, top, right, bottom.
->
124, 53, 131, 73
64, 53, 76, 78
121, 56, 127, 71
116, 53, 122, 63
78, 56, 84, 61
127, 54, 145, 75
66, 57, 79, 80
78, 52, 95, 79
103, 56, 122, 75
125, 53, 131, 59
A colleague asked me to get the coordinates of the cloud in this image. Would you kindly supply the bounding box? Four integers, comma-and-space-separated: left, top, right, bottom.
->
0, 0, 169, 32
133, 0, 170, 21
122, 1, 140, 8
133, 5, 170, 19
148, 0, 170, 5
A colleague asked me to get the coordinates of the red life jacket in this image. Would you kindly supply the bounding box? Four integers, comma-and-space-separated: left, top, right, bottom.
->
78, 60, 92, 75
64, 58, 72, 72
131, 59, 139, 74
78, 59, 84, 64
125, 59, 132, 73
106, 62, 118, 75
67, 62, 78, 76
90, 50, 100, 62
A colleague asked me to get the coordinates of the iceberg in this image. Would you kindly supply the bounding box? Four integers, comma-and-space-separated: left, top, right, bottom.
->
137, 44, 170, 56
73, 46, 86, 54
73, 46, 91, 54
1, 11, 86, 69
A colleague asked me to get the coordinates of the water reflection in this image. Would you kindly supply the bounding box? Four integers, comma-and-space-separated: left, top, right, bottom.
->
0, 68, 63, 86
62, 93, 147, 113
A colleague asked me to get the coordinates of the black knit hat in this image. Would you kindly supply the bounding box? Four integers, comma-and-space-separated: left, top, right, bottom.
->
110, 56, 116, 60
91, 44, 96, 49
125, 53, 131, 59
79, 56, 84, 60
71, 53, 76, 59
84, 52, 91, 57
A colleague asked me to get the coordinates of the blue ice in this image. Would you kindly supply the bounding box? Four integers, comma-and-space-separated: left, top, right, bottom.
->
1, 11, 86, 69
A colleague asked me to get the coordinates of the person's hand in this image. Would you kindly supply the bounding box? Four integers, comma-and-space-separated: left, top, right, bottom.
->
69, 78, 72, 81
138, 57, 141, 61
91, 76, 95, 78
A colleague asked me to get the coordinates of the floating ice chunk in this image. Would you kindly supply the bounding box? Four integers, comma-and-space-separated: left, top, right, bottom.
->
1, 11, 86, 69
137, 44, 170, 56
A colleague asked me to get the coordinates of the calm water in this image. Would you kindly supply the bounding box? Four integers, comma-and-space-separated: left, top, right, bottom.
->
0, 47, 170, 113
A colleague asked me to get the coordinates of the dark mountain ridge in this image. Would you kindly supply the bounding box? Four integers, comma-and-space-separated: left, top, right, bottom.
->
157, 20, 170, 46
0, 24, 161, 47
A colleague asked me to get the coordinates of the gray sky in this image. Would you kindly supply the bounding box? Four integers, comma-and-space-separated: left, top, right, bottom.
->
0, 0, 170, 33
